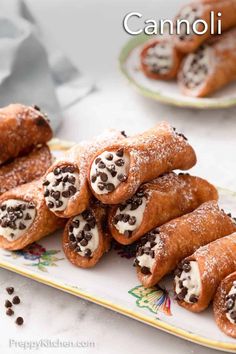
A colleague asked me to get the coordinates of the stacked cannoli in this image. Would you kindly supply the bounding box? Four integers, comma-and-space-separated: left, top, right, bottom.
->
0, 104, 53, 194
0, 114, 235, 339
139, 0, 236, 97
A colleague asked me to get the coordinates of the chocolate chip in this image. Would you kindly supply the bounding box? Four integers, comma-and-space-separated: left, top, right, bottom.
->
115, 159, 124, 167
98, 182, 105, 191
84, 223, 91, 232
226, 298, 234, 311
63, 175, 69, 183
52, 191, 60, 200
106, 183, 115, 192
95, 157, 101, 165
55, 200, 63, 208
44, 189, 49, 197
117, 174, 127, 182
68, 185, 77, 195
189, 294, 198, 303
98, 161, 106, 169
124, 230, 132, 238
122, 214, 130, 223
177, 287, 188, 301
121, 130, 127, 138
62, 190, 70, 198
128, 216, 136, 225
53, 167, 61, 176
33, 104, 41, 111
111, 170, 117, 178
1, 204, 6, 211
230, 311, 236, 320
5, 300, 12, 308
105, 153, 113, 161
80, 239, 88, 247
6, 287, 14, 295
130, 202, 139, 211
116, 148, 124, 157
141, 266, 151, 275
19, 223, 26, 230
35, 116, 46, 126
16, 317, 24, 326
91, 175, 97, 183
72, 219, 80, 228
12, 296, 20, 305
182, 261, 191, 273
100, 173, 108, 182
88, 219, 96, 229
47, 201, 54, 209
6, 308, 14, 316
84, 232, 92, 241
84, 249, 92, 257
43, 180, 50, 186
28, 202, 35, 209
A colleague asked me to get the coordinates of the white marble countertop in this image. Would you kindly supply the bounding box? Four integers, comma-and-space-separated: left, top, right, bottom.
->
1, 0, 236, 353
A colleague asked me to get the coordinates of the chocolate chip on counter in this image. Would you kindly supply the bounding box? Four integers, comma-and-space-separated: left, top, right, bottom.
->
120, 130, 127, 138
5, 300, 12, 308
15, 317, 24, 326
6, 308, 14, 316
6, 287, 14, 295
12, 296, 20, 305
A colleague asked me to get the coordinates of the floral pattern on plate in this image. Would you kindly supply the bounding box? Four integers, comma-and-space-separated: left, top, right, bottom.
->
129, 285, 172, 316
5, 242, 64, 272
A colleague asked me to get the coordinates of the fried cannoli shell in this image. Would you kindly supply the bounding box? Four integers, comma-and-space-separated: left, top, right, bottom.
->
0, 180, 66, 251
136, 201, 236, 287
44, 130, 125, 218
140, 38, 184, 80
63, 203, 111, 268
0, 104, 52, 165
178, 28, 236, 97
89, 122, 197, 205
177, 233, 236, 313
0, 145, 53, 195
109, 173, 218, 245
213, 272, 236, 338
174, 0, 236, 54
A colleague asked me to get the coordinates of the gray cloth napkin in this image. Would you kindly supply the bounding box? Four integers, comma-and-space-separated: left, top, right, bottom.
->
0, 0, 94, 131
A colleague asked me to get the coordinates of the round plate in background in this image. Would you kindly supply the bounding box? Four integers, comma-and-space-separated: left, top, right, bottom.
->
119, 34, 236, 109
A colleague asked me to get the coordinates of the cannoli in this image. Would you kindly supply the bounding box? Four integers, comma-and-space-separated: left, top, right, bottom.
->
88, 122, 196, 205
174, 232, 236, 312
0, 180, 65, 251
43, 130, 126, 218
0, 145, 52, 195
178, 28, 236, 97
109, 172, 218, 245
0, 104, 52, 165
174, 0, 236, 54
62, 202, 111, 268
140, 38, 183, 80
213, 271, 236, 338
134, 201, 236, 287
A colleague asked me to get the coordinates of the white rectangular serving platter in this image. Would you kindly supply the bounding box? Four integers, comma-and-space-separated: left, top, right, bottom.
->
0, 141, 236, 352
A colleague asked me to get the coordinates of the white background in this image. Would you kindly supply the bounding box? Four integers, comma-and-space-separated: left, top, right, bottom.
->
1, 0, 236, 353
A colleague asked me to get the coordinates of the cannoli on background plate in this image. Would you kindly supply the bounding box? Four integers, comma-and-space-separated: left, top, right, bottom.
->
213, 271, 236, 338
0, 104, 52, 165
140, 38, 183, 80
134, 201, 236, 287
174, 232, 236, 312
178, 28, 236, 97
88, 122, 196, 205
0, 180, 66, 251
174, 0, 236, 53
63, 201, 111, 268
109, 172, 218, 245
43, 130, 125, 218
0, 145, 52, 195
